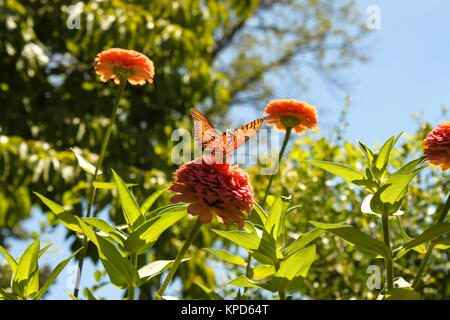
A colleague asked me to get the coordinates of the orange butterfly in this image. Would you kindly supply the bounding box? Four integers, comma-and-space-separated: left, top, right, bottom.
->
190, 108, 264, 159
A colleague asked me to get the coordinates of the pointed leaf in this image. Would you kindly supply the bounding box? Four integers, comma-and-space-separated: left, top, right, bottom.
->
83, 217, 128, 247
265, 196, 291, 246
400, 223, 450, 254
75, 216, 139, 288
138, 259, 189, 285
71, 148, 101, 175
140, 185, 170, 215
204, 248, 246, 267
284, 228, 325, 257
303, 160, 364, 182
126, 206, 187, 255
271, 245, 316, 292
33, 192, 82, 233
212, 229, 277, 265
0, 245, 17, 274
309, 221, 389, 258
194, 282, 224, 300
34, 248, 81, 300
112, 169, 144, 230
92, 181, 137, 189
12, 239, 40, 299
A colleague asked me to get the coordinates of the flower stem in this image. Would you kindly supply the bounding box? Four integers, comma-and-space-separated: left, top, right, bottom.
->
412, 192, 450, 289
155, 217, 202, 300
278, 289, 286, 300
381, 211, 394, 291
128, 253, 138, 300
73, 79, 126, 298
262, 128, 292, 205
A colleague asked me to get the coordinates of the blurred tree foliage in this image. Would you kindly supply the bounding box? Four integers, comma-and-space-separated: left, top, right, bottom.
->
3, 0, 427, 300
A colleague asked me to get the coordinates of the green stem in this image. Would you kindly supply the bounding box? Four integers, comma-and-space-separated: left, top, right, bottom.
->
73, 79, 127, 298
381, 212, 394, 291
278, 289, 286, 300
128, 253, 138, 300
242, 254, 252, 298
155, 217, 202, 300
412, 193, 450, 289
262, 128, 292, 205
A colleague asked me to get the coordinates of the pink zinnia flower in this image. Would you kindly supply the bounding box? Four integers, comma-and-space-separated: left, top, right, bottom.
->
424, 121, 450, 171
169, 157, 254, 228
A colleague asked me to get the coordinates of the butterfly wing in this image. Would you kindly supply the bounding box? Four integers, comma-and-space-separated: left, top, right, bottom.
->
190, 109, 264, 158
225, 118, 264, 155
190, 109, 223, 154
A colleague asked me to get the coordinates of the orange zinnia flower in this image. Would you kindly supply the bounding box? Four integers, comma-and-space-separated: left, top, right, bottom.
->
264, 99, 318, 135
424, 121, 450, 171
94, 48, 155, 85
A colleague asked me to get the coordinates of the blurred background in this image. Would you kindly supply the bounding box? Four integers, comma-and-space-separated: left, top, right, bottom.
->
0, 0, 448, 299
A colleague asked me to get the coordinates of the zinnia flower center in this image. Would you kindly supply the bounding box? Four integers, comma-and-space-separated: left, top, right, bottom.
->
280, 116, 300, 129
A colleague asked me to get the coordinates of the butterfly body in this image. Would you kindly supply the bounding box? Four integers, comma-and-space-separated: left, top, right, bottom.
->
190, 109, 264, 159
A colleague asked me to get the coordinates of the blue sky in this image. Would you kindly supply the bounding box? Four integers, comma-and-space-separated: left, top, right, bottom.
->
2, 1, 450, 300
307, 0, 449, 146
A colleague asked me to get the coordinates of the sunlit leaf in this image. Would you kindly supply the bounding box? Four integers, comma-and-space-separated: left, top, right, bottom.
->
12, 239, 40, 299
71, 148, 101, 175
112, 169, 144, 230
284, 228, 325, 257
140, 185, 170, 215
204, 248, 246, 267
309, 221, 389, 258
194, 281, 224, 300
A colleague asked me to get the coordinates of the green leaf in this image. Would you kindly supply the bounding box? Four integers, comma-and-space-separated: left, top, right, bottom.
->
371, 167, 426, 214
83, 217, 128, 247
358, 141, 375, 164
383, 287, 422, 300
398, 223, 450, 256
75, 216, 139, 288
309, 221, 389, 258
284, 228, 325, 257
34, 248, 81, 300
92, 181, 137, 189
265, 196, 291, 247
0, 287, 17, 300
248, 265, 276, 281
140, 185, 170, 215
125, 206, 187, 255
12, 239, 40, 299
33, 192, 65, 214
83, 288, 99, 300
303, 160, 364, 182
138, 259, 189, 285
434, 237, 450, 250
390, 156, 427, 178
271, 245, 316, 292
395, 217, 426, 255
204, 248, 246, 267
212, 229, 277, 265
145, 203, 188, 219
194, 282, 224, 300
227, 275, 272, 291
373, 134, 401, 179
112, 169, 144, 230
0, 245, 17, 274
71, 148, 101, 175
33, 192, 82, 233
38, 243, 52, 258
248, 201, 267, 226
